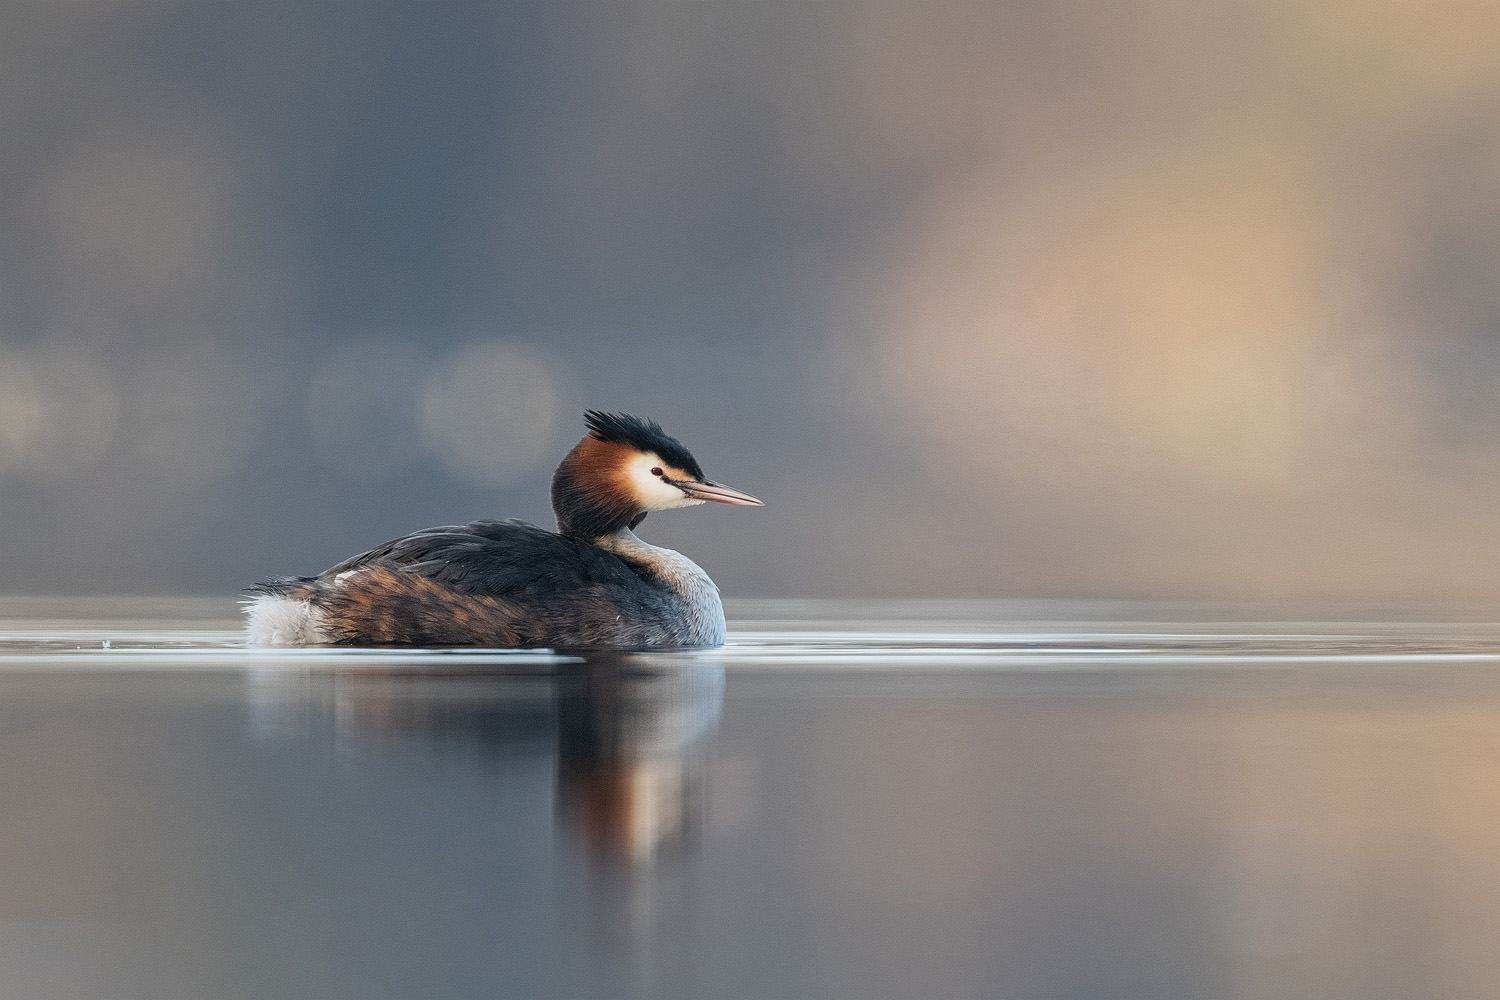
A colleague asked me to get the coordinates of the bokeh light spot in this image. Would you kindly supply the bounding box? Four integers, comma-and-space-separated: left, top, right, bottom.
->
417, 341, 563, 487
0, 344, 118, 483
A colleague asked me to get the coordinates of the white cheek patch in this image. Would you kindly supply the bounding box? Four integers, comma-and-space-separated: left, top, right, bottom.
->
625, 452, 698, 510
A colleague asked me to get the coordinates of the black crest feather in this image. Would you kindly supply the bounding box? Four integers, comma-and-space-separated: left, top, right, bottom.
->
583, 411, 704, 478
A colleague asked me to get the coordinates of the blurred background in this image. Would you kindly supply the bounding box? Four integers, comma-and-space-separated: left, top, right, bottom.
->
4, 0, 1500, 601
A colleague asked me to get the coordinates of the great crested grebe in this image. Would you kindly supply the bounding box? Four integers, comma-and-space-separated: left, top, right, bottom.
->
244, 411, 762, 648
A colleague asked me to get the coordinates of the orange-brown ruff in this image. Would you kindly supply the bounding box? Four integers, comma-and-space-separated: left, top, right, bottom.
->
243, 412, 763, 648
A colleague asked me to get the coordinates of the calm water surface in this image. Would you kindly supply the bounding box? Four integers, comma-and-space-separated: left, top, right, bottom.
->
2, 597, 1500, 999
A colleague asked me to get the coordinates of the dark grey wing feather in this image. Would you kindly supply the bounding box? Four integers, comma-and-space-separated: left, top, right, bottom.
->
320, 519, 644, 600
321, 524, 475, 577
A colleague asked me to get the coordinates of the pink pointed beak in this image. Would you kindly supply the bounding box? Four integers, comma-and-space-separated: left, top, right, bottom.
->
678, 479, 764, 506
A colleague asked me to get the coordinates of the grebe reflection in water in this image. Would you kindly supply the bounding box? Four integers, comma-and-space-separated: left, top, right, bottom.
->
247, 657, 725, 862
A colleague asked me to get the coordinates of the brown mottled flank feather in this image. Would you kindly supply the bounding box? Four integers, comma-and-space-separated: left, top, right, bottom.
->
320, 568, 528, 646
313, 566, 657, 647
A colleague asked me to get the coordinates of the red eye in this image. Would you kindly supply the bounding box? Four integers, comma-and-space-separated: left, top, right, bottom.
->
651, 467, 664, 476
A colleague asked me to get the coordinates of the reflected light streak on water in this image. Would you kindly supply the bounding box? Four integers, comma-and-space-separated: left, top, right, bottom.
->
0, 597, 1497, 998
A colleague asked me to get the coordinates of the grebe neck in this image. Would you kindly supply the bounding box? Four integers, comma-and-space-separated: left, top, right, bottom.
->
594, 528, 727, 646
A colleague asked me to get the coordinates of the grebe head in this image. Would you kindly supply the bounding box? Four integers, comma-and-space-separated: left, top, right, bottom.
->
552, 411, 763, 538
